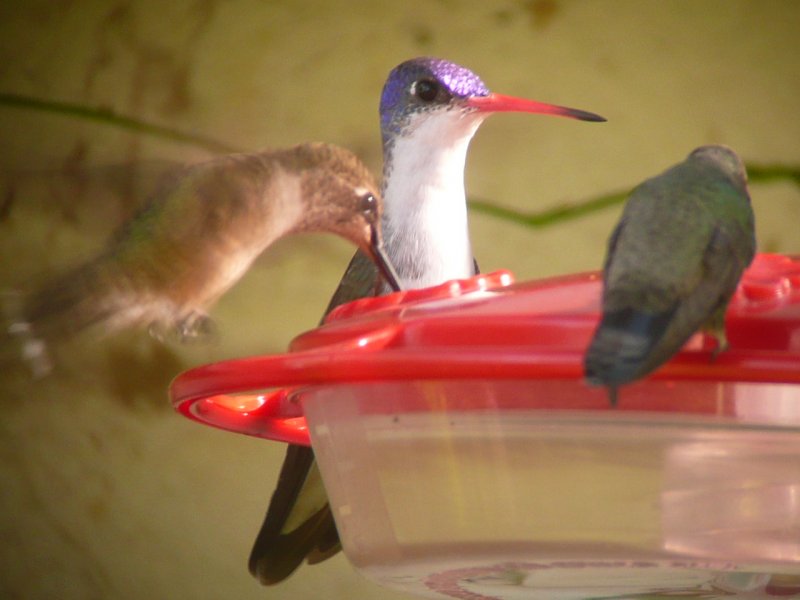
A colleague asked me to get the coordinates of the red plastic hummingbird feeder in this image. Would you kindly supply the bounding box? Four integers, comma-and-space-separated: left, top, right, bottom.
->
170, 253, 800, 599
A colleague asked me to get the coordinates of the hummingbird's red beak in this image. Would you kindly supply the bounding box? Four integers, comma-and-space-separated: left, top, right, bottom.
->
466, 93, 606, 122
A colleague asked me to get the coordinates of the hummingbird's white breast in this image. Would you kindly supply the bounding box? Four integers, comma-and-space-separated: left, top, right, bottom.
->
382, 109, 485, 288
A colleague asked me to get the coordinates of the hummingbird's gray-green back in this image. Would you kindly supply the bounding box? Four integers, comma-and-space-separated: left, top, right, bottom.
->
584, 145, 756, 398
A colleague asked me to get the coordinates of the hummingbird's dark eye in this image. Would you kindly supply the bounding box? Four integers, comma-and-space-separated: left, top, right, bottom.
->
359, 192, 378, 219
412, 78, 441, 103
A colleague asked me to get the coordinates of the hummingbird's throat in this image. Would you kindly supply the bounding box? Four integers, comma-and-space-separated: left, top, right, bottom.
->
381, 110, 483, 288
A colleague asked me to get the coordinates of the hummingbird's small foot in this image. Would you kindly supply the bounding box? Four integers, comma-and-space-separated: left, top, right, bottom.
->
704, 306, 729, 362
148, 312, 218, 344
708, 329, 729, 362
175, 312, 218, 344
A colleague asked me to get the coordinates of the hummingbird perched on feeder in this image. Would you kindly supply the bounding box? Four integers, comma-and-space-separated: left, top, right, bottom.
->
584, 145, 756, 405
4, 142, 401, 377
249, 56, 606, 584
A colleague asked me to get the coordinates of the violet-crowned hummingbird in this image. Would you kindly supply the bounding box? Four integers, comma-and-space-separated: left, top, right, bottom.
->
250, 57, 606, 584
4, 142, 401, 377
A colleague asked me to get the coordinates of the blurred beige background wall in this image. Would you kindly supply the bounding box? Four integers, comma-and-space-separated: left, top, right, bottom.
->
0, 1, 798, 599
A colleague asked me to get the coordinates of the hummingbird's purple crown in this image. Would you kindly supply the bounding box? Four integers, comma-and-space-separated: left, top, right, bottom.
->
379, 57, 490, 141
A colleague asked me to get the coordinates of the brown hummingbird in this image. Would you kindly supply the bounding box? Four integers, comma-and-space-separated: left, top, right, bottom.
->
5, 142, 401, 376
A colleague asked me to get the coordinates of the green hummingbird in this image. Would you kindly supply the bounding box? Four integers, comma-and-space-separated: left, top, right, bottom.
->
584, 145, 756, 404
5, 142, 401, 376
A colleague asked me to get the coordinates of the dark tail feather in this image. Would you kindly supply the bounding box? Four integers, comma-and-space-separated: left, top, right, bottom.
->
306, 516, 341, 565
249, 445, 339, 585
1, 290, 53, 377
5, 261, 117, 376
26, 261, 117, 336
584, 307, 676, 388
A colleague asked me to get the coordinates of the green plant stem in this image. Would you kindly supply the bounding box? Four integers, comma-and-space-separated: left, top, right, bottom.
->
469, 189, 630, 228
0, 92, 239, 154
2, 92, 799, 229
469, 164, 800, 228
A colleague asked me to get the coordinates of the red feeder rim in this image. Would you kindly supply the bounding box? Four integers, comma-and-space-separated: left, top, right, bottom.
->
169, 253, 800, 446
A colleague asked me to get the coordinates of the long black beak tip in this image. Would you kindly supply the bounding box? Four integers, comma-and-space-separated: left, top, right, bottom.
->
369, 235, 403, 293
381, 262, 402, 292
577, 110, 607, 123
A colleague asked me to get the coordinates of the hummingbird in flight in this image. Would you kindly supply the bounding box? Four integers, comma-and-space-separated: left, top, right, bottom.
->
4, 142, 401, 376
584, 145, 756, 405
249, 56, 606, 584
